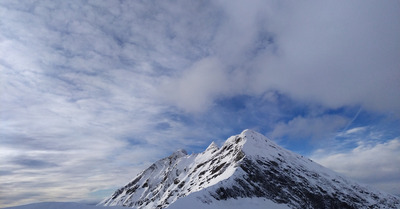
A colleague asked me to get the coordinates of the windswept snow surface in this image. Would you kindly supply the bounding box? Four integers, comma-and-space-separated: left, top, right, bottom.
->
167, 179, 291, 209
0, 202, 126, 209
168, 196, 290, 209
1, 199, 289, 209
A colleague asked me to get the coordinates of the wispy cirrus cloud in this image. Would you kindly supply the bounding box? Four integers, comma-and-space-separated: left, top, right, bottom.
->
268, 115, 349, 141
0, 1, 219, 206
337, 126, 367, 137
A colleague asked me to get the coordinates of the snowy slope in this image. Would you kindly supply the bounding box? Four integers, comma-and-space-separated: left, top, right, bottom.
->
0, 202, 126, 209
0, 199, 289, 209
168, 195, 290, 209
101, 129, 400, 209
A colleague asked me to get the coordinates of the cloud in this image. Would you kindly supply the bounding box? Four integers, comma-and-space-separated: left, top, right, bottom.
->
11, 157, 58, 168
338, 126, 367, 137
269, 115, 348, 141
161, 0, 400, 115
313, 138, 400, 195
0, 0, 219, 206
161, 57, 233, 112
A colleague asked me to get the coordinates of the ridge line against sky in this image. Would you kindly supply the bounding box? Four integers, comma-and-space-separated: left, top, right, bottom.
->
1, 0, 400, 207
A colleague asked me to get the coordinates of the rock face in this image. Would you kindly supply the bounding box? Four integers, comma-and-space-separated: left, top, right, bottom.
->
100, 130, 400, 209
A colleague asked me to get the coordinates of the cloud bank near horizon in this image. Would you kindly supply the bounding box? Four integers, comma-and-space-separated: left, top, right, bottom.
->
1, 0, 399, 207
313, 136, 400, 195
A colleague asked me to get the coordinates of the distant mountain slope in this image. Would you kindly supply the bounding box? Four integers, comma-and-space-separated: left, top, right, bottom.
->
1, 202, 126, 209
100, 130, 400, 209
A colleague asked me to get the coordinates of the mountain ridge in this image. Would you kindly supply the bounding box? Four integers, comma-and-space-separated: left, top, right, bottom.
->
100, 129, 400, 209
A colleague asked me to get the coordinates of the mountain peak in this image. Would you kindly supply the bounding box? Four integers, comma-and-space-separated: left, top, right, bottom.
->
205, 141, 219, 152
222, 129, 278, 158
101, 130, 400, 209
165, 149, 187, 162
240, 128, 257, 136
172, 149, 187, 157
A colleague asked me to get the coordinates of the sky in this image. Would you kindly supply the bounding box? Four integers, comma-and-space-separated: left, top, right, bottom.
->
0, 0, 399, 207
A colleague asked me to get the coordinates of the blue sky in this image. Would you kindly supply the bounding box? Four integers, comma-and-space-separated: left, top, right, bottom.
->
1, 0, 400, 207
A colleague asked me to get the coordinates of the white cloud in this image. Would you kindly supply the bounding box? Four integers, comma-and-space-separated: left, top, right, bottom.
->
248, 1, 400, 114
161, 0, 400, 115
338, 126, 367, 136
161, 57, 233, 112
313, 139, 400, 195
0, 1, 218, 206
269, 115, 348, 141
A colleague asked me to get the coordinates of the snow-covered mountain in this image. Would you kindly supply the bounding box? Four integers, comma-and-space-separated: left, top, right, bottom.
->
100, 129, 400, 209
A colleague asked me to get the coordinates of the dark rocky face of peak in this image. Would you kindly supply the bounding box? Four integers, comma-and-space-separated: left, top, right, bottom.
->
210, 158, 361, 209
100, 130, 400, 209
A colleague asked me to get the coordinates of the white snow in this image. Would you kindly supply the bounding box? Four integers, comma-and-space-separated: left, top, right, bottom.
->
1, 199, 290, 209
0, 202, 126, 209
168, 196, 290, 209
